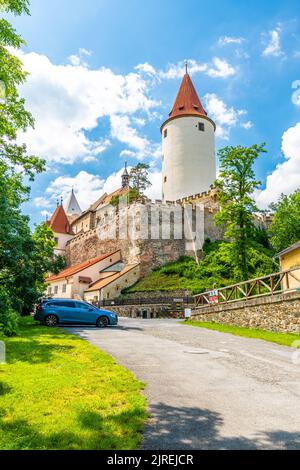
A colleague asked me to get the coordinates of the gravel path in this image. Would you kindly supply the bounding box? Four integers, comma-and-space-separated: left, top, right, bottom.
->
68, 318, 300, 450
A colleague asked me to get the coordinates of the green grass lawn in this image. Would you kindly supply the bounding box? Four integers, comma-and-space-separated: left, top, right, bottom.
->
182, 320, 300, 348
0, 317, 147, 450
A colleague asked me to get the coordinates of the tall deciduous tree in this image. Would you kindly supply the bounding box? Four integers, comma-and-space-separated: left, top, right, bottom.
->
0, 1, 59, 334
0, 0, 44, 177
268, 190, 300, 252
215, 144, 266, 280
129, 163, 151, 194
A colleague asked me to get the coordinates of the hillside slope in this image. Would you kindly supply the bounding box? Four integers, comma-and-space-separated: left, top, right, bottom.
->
125, 240, 275, 295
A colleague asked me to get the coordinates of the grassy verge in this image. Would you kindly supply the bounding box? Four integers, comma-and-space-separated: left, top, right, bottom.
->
0, 317, 147, 450
182, 320, 300, 348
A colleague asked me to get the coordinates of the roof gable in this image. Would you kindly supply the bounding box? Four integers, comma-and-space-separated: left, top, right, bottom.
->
47, 205, 73, 235
46, 250, 121, 282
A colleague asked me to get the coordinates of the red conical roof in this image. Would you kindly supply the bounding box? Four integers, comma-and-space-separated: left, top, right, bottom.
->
168, 73, 207, 119
46, 204, 73, 235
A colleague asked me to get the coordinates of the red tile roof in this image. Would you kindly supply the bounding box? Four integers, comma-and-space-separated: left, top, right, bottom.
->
85, 264, 140, 291
168, 73, 207, 120
46, 251, 120, 282
46, 205, 73, 235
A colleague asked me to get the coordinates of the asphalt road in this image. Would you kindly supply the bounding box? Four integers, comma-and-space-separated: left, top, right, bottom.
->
68, 318, 300, 450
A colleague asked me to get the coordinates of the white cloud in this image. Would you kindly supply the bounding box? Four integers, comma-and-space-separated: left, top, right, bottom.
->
218, 36, 244, 46
120, 149, 137, 158
241, 120, 253, 130
206, 58, 236, 78
262, 26, 284, 57
145, 170, 162, 200
135, 62, 156, 75
46, 171, 105, 210
33, 196, 52, 208
159, 58, 236, 80
255, 123, 300, 208
203, 93, 250, 139
16, 50, 159, 165
46, 167, 163, 211
40, 210, 52, 219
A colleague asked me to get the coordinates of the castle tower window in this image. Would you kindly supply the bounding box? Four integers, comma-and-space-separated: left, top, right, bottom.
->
164, 129, 168, 138
198, 122, 205, 132
164, 176, 167, 183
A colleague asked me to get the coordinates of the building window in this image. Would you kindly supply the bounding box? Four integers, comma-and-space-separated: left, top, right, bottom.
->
54, 286, 58, 294
48, 287, 52, 295
164, 176, 167, 183
54, 237, 58, 244
62, 284, 66, 293
198, 122, 205, 132
107, 293, 110, 299
164, 129, 167, 138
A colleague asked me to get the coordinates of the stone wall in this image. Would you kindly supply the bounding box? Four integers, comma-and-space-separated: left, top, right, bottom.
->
66, 229, 186, 277
191, 291, 300, 334
66, 198, 224, 277
121, 289, 191, 300
109, 304, 184, 319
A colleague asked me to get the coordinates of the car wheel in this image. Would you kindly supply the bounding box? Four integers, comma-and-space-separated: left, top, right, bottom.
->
96, 316, 109, 328
45, 314, 58, 327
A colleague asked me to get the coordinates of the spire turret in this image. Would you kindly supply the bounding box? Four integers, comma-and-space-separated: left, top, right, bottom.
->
121, 161, 130, 188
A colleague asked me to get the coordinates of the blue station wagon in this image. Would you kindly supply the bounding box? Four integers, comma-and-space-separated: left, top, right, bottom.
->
34, 298, 118, 328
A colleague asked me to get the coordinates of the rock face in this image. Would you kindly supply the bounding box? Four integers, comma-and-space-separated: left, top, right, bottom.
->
66, 229, 187, 277
191, 291, 300, 334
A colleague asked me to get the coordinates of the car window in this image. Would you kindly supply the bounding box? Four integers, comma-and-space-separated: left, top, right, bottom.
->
76, 302, 92, 310
54, 301, 76, 308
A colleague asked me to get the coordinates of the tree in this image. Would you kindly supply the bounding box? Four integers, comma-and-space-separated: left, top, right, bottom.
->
268, 190, 300, 252
129, 163, 151, 194
0, 1, 53, 334
0, 0, 45, 177
215, 144, 267, 280
110, 187, 140, 207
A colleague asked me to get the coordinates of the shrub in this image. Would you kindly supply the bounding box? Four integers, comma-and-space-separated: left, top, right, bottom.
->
0, 286, 19, 336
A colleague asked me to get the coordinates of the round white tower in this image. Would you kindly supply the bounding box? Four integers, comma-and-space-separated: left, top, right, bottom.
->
161, 71, 216, 201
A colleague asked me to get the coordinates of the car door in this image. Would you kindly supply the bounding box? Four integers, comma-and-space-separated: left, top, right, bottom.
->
75, 302, 97, 324
54, 301, 77, 323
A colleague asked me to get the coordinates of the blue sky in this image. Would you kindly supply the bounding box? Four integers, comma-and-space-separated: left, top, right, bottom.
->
7, 0, 300, 225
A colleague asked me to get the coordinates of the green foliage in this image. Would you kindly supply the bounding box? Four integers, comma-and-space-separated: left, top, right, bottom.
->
126, 240, 275, 295
0, 1, 45, 178
0, 1, 30, 15
0, 285, 19, 336
215, 143, 266, 280
129, 163, 151, 194
110, 187, 140, 207
0, 2, 57, 332
269, 190, 300, 252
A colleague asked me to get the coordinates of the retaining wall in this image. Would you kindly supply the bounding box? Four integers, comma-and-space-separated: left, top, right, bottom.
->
191, 291, 300, 334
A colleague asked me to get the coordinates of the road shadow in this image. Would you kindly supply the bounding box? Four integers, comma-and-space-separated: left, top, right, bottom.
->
141, 402, 300, 450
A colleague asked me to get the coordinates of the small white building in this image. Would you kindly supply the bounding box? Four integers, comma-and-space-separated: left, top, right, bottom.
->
84, 264, 140, 303
161, 70, 216, 202
45, 250, 121, 299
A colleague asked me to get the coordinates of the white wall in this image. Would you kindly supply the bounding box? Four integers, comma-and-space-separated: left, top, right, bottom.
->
162, 116, 216, 202
54, 232, 74, 256
46, 251, 121, 299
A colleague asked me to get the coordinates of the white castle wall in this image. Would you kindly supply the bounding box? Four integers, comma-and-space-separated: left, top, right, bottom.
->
162, 116, 216, 202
